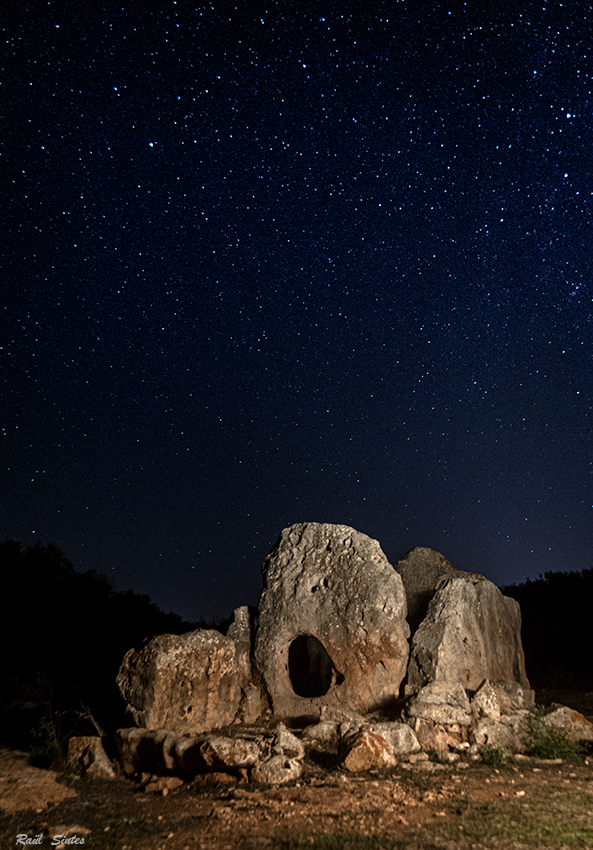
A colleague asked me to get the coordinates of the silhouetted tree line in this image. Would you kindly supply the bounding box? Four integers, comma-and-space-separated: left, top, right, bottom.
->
0, 541, 222, 745
503, 568, 593, 688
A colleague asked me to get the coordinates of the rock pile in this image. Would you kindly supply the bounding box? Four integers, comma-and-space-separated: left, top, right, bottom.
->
106, 522, 592, 784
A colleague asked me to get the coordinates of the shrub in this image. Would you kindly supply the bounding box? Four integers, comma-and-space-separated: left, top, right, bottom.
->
29, 714, 66, 768
479, 745, 506, 767
525, 707, 586, 761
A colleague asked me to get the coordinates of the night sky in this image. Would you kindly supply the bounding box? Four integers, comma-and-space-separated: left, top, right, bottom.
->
2, 2, 591, 623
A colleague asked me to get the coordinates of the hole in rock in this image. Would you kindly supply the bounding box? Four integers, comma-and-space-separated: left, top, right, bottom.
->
288, 635, 336, 698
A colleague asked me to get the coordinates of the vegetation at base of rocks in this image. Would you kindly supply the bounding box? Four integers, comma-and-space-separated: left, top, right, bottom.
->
29, 713, 67, 768
425, 748, 449, 764
524, 706, 587, 761
478, 745, 507, 768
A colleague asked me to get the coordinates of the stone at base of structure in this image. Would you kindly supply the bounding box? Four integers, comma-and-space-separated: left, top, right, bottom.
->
88, 681, 592, 784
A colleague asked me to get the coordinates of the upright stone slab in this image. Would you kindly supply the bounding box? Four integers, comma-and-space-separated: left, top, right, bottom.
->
406, 571, 530, 693
395, 547, 476, 633
116, 629, 241, 733
254, 522, 410, 718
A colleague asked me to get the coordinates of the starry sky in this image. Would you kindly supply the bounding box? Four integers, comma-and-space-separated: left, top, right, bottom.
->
2, 1, 591, 622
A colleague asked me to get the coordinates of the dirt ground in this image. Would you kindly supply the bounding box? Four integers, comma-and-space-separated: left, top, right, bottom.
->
1, 691, 593, 850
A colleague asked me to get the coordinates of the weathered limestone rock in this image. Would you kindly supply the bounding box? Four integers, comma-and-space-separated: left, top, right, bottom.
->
116, 629, 242, 733
473, 711, 530, 754
302, 721, 339, 746
491, 679, 535, 714
115, 728, 262, 777
405, 569, 530, 693
395, 547, 462, 633
406, 681, 472, 726
254, 522, 410, 718
272, 723, 305, 760
144, 776, 184, 794
226, 606, 254, 689
338, 728, 397, 771
115, 728, 204, 776
408, 718, 465, 754
200, 736, 261, 769
366, 722, 421, 756
542, 704, 593, 742
226, 606, 266, 723
320, 704, 366, 730
251, 755, 302, 784
236, 683, 264, 724
470, 679, 501, 721
67, 736, 117, 779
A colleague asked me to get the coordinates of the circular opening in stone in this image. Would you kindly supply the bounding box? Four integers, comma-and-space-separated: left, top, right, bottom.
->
288, 635, 335, 698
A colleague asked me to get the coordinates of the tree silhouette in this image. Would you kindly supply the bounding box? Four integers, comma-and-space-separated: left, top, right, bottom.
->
503, 568, 593, 687
0, 540, 209, 743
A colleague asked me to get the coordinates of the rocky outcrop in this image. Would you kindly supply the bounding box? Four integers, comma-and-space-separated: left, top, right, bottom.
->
395, 547, 462, 633
112, 521, 545, 775
254, 522, 410, 718
116, 629, 242, 733
404, 570, 530, 693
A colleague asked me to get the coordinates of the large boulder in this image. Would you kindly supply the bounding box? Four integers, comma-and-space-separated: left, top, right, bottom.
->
395, 547, 462, 633
254, 523, 410, 718
116, 629, 242, 733
398, 550, 530, 693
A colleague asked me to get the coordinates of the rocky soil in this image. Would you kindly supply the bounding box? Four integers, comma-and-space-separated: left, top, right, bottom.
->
1, 690, 592, 850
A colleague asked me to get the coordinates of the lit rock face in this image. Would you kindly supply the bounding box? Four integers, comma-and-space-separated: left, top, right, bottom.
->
116, 629, 242, 733
396, 549, 530, 693
254, 522, 410, 718
394, 547, 464, 634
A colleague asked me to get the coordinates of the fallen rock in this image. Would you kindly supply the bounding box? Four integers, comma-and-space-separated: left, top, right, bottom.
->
115, 728, 264, 777
473, 711, 530, 754
320, 704, 366, 732
407, 718, 466, 754
470, 680, 501, 721
67, 736, 117, 779
406, 681, 472, 726
116, 628, 242, 733
200, 736, 261, 769
366, 722, 421, 756
272, 723, 305, 760
302, 721, 339, 746
542, 704, 593, 742
144, 776, 184, 794
405, 570, 530, 692
254, 522, 410, 718
338, 728, 397, 772
115, 728, 205, 776
251, 754, 302, 784
491, 679, 535, 714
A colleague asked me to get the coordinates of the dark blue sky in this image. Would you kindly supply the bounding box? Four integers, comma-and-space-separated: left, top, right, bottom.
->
2, 1, 591, 621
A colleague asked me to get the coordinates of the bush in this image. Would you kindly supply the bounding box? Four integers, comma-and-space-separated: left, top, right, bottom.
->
525, 707, 586, 761
479, 745, 506, 767
29, 714, 67, 768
